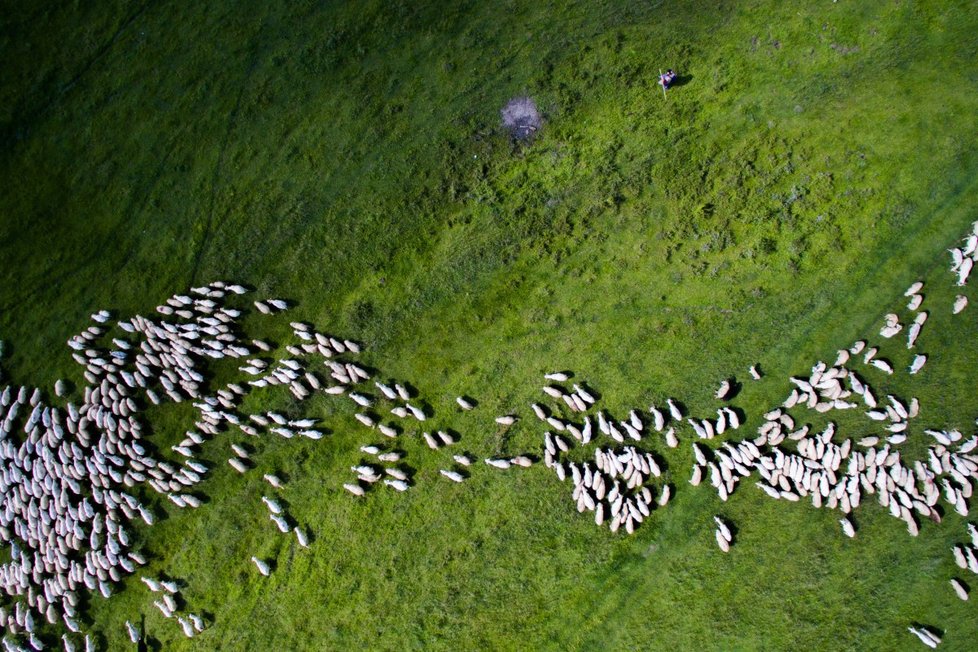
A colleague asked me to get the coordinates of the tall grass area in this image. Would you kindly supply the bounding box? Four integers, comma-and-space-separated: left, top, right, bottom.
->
2, 0, 978, 649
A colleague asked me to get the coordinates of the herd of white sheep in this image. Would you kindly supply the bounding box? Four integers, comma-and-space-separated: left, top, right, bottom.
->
1, 221, 978, 649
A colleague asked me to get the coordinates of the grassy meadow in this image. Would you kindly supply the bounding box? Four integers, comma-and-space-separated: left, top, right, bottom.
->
2, 0, 978, 649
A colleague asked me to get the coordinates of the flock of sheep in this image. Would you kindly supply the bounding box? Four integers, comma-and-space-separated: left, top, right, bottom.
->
1, 221, 978, 649
0, 281, 342, 650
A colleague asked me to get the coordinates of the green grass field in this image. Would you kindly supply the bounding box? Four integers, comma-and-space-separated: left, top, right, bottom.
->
3, 0, 978, 649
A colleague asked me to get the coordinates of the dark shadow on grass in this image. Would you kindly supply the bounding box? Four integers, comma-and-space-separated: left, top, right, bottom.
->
668, 74, 693, 89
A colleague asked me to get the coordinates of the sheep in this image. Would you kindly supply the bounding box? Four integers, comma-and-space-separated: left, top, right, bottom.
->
453, 454, 474, 466
958, 257, 974, 286
261, 496, 283, 514
909, 355, 927, 374
871, 359, 893, 374
350, 392, 373, 408
386, 468, 408, 481
715, 529, 730, 552
664, 428, 678, 448
495, 415, 517, 426
270, 514, 290, 533
440, 469, 465, 483
840, 517, 856, 538
907, 626, 940, 648
907, 323, 922, 349
189, 613, 206, 632
264, 474, 285, 489
573, 384, 596, 404
343, 483, 365, 497
456, 397, 474, 410
542, 386, 564, 399
295, 527, 309, 548
125, 621, 140, 643
658, 485, 672, 506
749, 365, 762, 381
510, 456, 533, 467
715, 380, 731, 400
383, 479, 409, 492
647, 407, 664, 432
666, 399, 683, 421
953, 295, 968, 314
406, 404, 426, 421
251, 557, 271, 576
950, 578, 969, 601
228, 458, 248, 473
485, 458, 511, 469
354, 413, 376, 428
905, 281, 924, 296
436, 431, 455, 446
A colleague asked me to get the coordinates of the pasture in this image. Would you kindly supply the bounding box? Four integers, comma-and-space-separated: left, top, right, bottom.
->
2, 1, 978, 649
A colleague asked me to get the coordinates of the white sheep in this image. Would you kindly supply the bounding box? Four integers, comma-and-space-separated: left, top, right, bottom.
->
251, 557, 271, 576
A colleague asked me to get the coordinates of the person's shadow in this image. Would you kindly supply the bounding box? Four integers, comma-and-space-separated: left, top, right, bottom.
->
669, 74, 693, 88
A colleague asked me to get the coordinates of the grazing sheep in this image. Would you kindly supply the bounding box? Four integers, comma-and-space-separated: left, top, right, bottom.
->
660, 427, 677, 448
905, 281, 924, 296
573, 384, 596, 404
950, 578, 969, 601
715, 381, 731, 400
485, 458, 512, 469
909, 355, 927, 374
953, 295, 968, 314
715, 529, 730, 552
495, 415, 517, 426
343, 483, 365, 497
749, 365, 762, 381
375, 382, 397, 400
456, 396, 474, 410
543, 386, 564, 399
666, 399, 683, 421
383, 479, 410, 492
125, 621, 140, 643
251, 557, 271, 576
228, 458, 248, 473
440, 469, 465, 483
840, 518, 856, 538
714, 516, 732, 543
406, 404, 426, 421
907, 626, 941, 648
354, 413, 376, 428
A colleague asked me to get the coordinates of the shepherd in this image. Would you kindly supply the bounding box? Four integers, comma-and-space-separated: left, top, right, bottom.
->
659, 69, 677, 89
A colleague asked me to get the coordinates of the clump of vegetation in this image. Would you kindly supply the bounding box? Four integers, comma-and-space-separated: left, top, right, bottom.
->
501, 95, 542, 141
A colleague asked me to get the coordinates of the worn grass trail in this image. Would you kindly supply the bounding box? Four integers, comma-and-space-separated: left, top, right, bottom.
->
2, 0, 978, 649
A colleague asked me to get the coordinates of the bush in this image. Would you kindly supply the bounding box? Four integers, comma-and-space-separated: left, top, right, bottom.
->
500, 96, 542, 141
